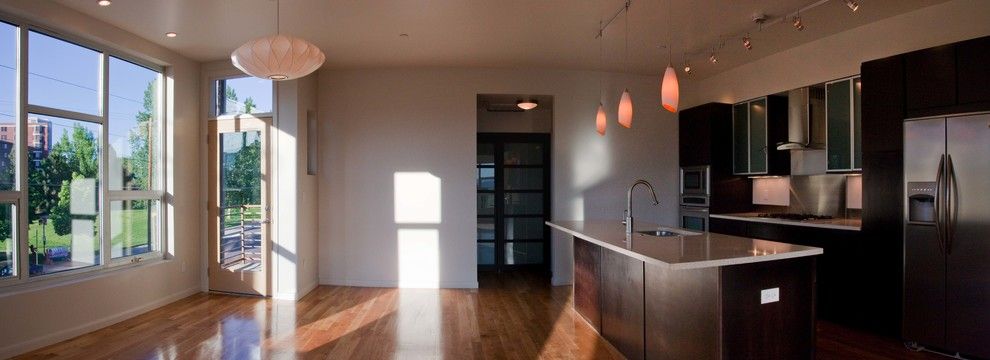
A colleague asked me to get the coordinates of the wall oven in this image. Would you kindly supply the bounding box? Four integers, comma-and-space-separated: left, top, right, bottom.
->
680, 206, 709, 232
680, 166, 710, 196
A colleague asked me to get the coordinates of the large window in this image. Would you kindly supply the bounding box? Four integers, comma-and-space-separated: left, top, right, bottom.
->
0, 21, 164, 284
215, 77, 272, 116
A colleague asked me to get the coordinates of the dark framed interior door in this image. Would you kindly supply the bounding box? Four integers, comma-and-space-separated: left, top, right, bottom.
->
477, 133, 551, 272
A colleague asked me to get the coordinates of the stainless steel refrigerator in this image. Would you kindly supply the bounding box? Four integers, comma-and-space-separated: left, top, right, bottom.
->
903, 113, 990, 358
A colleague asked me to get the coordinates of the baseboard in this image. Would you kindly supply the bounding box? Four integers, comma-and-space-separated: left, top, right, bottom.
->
273, 280, 319, 301
319, 277, 478, 289
551, 275, 573, 287
0, 286, 200, 359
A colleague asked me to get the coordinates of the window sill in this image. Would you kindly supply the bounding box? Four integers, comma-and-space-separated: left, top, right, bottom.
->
0, 257, 170, 298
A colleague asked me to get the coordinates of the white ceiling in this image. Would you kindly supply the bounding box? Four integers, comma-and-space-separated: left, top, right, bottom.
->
56, 0, 949, 79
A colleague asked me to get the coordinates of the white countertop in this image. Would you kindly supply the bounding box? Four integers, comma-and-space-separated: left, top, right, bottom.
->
547, 220, 823, 270
709, 213, 862, 231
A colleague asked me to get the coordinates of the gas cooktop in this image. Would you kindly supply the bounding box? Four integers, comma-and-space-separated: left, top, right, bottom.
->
757, 213, 834, 221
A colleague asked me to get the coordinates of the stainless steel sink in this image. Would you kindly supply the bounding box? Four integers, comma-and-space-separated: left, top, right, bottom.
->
636, 229, 701, 237
637, 230, 681, 237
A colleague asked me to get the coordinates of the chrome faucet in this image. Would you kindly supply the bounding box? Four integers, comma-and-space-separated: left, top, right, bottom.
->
624, 179, 660, 235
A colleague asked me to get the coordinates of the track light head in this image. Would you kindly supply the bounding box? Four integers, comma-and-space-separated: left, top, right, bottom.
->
709, 52, 718, 64
684, 63, 692, 74
792, 16, 805, 31
845, 0, 859, 11
742, 36, 752, 50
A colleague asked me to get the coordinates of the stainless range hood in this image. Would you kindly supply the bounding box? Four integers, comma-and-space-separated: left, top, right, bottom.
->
776, 86, 825, 150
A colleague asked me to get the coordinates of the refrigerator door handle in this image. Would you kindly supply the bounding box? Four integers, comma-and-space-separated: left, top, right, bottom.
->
934, 154, 946, 254
946, 154, 956, 254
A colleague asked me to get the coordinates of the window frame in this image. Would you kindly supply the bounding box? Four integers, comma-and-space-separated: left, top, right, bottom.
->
0, 13, 169, 289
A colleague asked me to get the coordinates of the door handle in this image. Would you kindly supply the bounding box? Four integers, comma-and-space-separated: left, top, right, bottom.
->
934, 154, 945, 254
945, 154, 956, 254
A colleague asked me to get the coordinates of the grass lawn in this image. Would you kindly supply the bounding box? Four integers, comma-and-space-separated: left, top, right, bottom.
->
27, 208, 154, 255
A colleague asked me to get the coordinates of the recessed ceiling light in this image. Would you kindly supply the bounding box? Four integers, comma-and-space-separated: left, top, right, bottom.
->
97, 0, 112, 6
165, 32, 177, 38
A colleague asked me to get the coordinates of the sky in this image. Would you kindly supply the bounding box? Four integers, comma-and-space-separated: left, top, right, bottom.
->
0, 21, 273, 159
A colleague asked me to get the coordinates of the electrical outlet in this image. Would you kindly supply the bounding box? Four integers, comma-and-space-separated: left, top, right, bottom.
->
760, 287, 780, 304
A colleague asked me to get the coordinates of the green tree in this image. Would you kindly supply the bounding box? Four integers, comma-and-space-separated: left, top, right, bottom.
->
225, 86, 238, 102
223, 135, 261, 207
243, 97, 255, 114
33, 125, 99, 236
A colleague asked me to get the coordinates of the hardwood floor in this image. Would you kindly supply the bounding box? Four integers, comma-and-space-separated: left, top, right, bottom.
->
16, 271, 943, 360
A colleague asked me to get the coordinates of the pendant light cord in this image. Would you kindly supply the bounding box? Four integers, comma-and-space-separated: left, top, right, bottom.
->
276, 0, 281, 35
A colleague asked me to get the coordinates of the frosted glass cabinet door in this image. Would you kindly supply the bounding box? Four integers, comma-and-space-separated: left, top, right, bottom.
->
732, 103, 750, 174
748, 98, 768, 174
827, 79, 852, 170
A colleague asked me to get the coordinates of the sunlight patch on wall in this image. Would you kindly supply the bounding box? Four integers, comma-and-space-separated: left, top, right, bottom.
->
394, 172, 442, 224
398, 229, 439, 288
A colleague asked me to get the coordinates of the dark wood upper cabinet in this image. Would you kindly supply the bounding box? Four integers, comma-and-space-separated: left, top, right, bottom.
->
904, 45, 957, 112
678, 105, 713, 167
861, 56, 905, 154
956, 36, 990, 105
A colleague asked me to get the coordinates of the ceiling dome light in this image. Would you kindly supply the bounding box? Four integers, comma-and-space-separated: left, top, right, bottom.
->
660, 65, 679, 113
517, 100, 538, 110
844, 0, 859, 11
231, 34, 326, 81
618, 89, 633, 128
97, 0, 112, 6
165, 32, 177, 38
596, 103, 607, 136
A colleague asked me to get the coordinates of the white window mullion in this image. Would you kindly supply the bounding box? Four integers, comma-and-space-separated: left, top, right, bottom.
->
24, 105, 103, 125
15, 22, 28, 284
100, 52, 110, 270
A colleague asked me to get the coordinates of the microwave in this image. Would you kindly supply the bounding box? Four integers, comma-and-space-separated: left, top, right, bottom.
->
680, 166, 710, 196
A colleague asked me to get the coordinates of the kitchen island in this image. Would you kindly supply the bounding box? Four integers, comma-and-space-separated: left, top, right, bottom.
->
548, 220, 823, 360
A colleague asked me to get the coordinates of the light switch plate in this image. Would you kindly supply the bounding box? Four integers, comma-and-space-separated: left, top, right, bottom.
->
761, 287, 780, 304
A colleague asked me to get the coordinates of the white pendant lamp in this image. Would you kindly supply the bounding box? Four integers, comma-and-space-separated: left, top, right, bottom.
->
618, 89, 633, 128
596, 103, 607, 135
661, 65, 679, 112
231, 0, 325, 81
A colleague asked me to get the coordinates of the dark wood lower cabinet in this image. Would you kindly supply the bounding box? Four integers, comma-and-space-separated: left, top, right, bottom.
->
644, 264, 719, 359
601, 246, 645, 360
572, 237, 817, 360
573, 237, 602, 332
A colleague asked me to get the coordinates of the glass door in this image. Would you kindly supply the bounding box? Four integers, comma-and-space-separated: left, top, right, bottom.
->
208, 117, 270, 295
477, 133, 550, 272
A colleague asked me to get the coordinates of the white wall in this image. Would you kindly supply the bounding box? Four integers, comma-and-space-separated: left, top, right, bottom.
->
683, 0, 990, 107
0, 1, 201, 357
317, 68, 679, 288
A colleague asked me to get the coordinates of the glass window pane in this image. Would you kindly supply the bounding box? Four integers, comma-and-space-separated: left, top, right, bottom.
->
504, 192, 543, 215
477, 167, 494, 190
477, 217, 494, 240
505, 217, 544, 240
504, 168, 542, 190
216, 77, 272, 116
27, 115, 101, 276
0, 203, 14, 279
109, 57, 160, 191
477, 143, 494, 166
505, 242, 543, 265
504, 143, 543, 165
110, 199, 159, 259
477, 243, 494, 265
28, 31, 100, 115
0, 23, 15, 191
477, 193, 494, 216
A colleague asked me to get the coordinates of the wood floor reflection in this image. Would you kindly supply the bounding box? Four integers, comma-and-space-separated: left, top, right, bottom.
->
17, 270, 943, 359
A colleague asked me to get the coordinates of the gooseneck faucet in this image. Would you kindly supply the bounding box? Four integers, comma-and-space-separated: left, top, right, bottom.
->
624, 179, 660, 235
